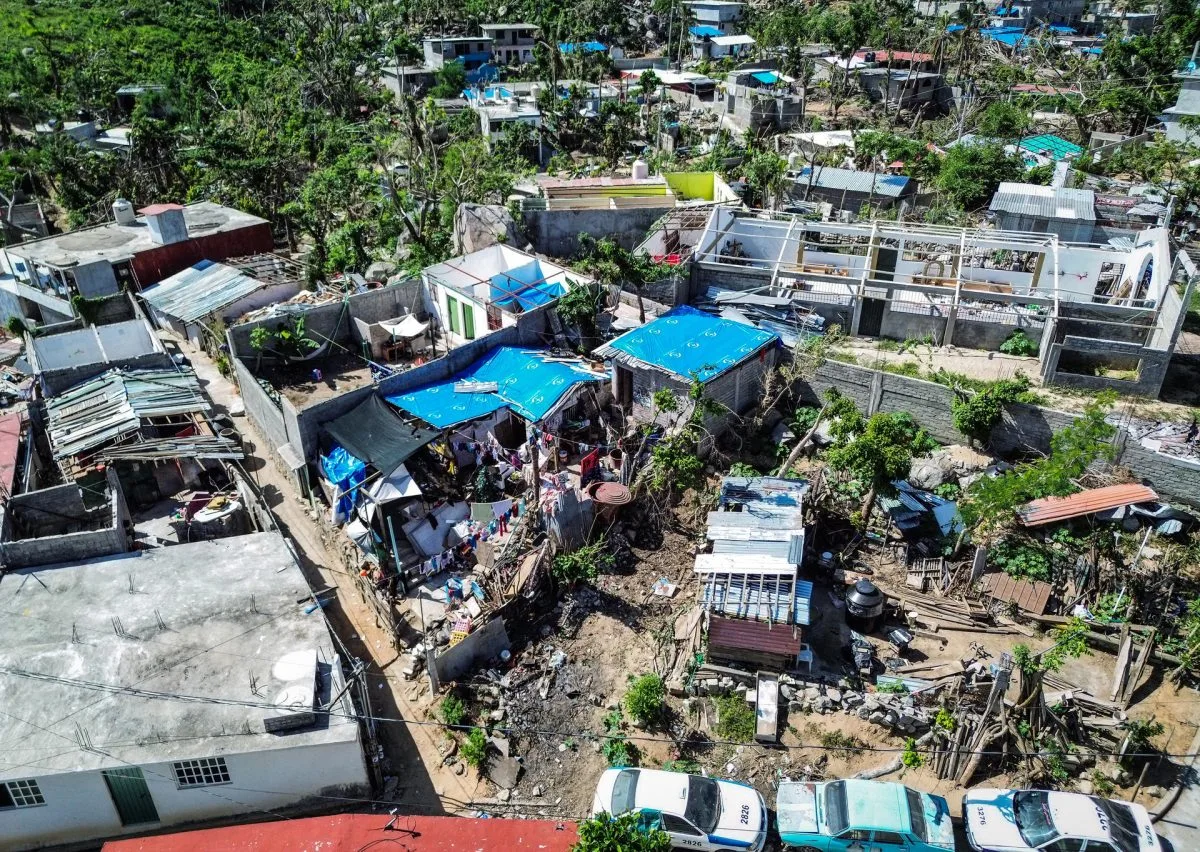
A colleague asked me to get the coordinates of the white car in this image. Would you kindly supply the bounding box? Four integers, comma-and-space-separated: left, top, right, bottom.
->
964, 788, 1161, 852
592, 767, 768, 851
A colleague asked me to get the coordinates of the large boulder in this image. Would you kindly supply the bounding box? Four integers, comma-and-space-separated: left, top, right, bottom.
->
453, 203, 526, 255
908, 444, 992, 491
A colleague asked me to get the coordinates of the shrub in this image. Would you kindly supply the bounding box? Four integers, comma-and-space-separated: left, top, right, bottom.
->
713, 694, 756, 743
1000, 329, 1039, 357
951, 374, 1031, 445
460, 727, 488, 769
876, 680, 910, 694
990, 538, 1052, 582
574, 812, 672, 852
728, 462, 759, 477
935, 708, 956, 731
624, 674, 666, 727
439, 695, 467, 727
819, 730, 864, 756
602, 737, 635, 767
901, 738, 925, 769
552, 539, 614, 585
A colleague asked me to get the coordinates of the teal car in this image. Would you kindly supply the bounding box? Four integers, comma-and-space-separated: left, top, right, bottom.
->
777, 779, 955, 851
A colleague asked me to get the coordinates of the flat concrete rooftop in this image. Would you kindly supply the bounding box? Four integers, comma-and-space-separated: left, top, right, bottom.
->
6, 202, 269, 270
0, 532, 358, 780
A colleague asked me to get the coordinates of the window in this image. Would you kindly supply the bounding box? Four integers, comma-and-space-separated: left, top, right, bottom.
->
837, 829, 873, 841
0, 779, 45, 808
663, 814, 703, 836
611, 769, 639, 815
1042, 841, 1086, 852
825, 782, 849, 834
684, 775, 721, 834
172, 757, 230, 787
873, 830, 907, 845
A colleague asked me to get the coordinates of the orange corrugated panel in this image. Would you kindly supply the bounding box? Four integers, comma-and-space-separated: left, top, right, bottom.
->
1017, 484, 1157, 527
981, 572, 1053, 615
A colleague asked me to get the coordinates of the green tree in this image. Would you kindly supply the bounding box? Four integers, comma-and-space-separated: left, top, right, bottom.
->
976, 101, 1031, 141
936, 142, 1024, 210
576, 235, 671, 323
573, 812, 672, 852
741, 149, 786, 208
430, 61, 468, 99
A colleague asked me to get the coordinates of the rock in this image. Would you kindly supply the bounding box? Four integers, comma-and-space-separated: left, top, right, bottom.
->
532, 784, 545, 797
453, 203, 526, 255
843, 692, 863, 708
908, 445, 991, 491
869, 711, 888, 725
558, 742, 569, 752
779, 674, 797, 686
365, 260, 397, 283
814, 696, 833, 713
803, 686, 821, 702
1077, 779, 1094, 795
780, 684, 795, 701
549, 649, 568, 669
498, 788, 512, 802
1147, 786, 1166, 798
454, 761, 466, 775
826, 687, 842, 704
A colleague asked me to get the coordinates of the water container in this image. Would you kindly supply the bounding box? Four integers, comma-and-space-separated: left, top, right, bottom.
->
631, 158, 650, 180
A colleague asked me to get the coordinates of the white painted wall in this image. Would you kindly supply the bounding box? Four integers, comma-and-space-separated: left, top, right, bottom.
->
3, 739, 368, 851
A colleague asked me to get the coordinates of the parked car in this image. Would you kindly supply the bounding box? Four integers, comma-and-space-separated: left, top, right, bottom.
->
963, 788, 1161, 852
777, 779, 955, 851
591, 767, 768, 851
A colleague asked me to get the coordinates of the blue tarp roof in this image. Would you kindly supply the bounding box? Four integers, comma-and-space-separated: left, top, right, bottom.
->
690, 25, 721, 37
987, 31, 1037, 48
946, 23, 966, 32
489, 259, 565, 311
751, 71, 780, 85
385, 347, 603, 428
560, 41, 606, 53
1048, 24, 1076, 32
595, 305, 779, 383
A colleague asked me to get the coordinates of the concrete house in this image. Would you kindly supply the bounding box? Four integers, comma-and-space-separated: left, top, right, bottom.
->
593, 305, 779, 434
688, 207, 1197, 397
720, 69, 805, 132
479, 23, 538, 65
422, 35, 494, 72
684, 0, 745, 35
0, 201, 272, 328
421, 246, 586, 348
1161, 61, 1200, 145
0, 531, 370, 851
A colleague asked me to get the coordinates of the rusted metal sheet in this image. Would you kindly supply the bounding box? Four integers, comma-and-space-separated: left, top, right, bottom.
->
131, 223, 275, 288
1017, 484, 1158, 527
980, 572, 1053, 615
708, 615, 801, 657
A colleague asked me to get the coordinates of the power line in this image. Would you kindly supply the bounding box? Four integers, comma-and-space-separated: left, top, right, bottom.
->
1, 664, 1194, 762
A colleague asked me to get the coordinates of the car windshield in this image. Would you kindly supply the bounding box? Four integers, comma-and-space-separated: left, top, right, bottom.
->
685, 775, 722, 834
611, 770, 639, 815
1096, 798, 1142, 852
1014, 791, 1059, 847
824, 782, 849, 835
906, 787, 928, 842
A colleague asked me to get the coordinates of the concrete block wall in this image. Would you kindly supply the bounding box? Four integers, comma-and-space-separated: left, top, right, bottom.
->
0, 471, 129, 569
431, 615, 510, 683
233, 355, 291, 455
801, 359, 1200, 508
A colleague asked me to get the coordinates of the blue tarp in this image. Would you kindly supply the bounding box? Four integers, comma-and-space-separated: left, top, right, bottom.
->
321, 444, 367, 520
560, 41, 607, 53
946, 24, 966, 32
386, 347, 603, 428
1048, 24, 1076, 32
690, 25, 721, 37
600, 305, 779, 383
751, 71, 780, 85
489, 259, 565, 311
988, 31, 1036, 48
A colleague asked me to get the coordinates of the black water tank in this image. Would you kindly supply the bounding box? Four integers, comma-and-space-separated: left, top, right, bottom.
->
845, 579, 885, 633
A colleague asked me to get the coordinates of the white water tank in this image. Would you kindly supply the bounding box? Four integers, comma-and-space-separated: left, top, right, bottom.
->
112, 198, 136, 225
530, 83, 543, 101
631, 158, 649, 180
787, 152, 803, 171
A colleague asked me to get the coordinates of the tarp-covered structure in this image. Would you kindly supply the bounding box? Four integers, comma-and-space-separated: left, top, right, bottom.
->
489, 259, 565, 312
593, 305, 778, 383
323, 394, 440, 476
386, 347, 604, 428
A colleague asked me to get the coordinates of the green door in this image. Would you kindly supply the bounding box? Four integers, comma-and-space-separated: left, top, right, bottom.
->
446, 295, 461, 335
462, 303, 476, 340
102, 768, 160, 826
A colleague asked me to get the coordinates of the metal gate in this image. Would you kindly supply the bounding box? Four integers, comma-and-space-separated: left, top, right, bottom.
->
102, 768, 159, 826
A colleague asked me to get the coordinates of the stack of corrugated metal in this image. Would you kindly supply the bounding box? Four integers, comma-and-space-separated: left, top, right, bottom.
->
694, 286, 825, 347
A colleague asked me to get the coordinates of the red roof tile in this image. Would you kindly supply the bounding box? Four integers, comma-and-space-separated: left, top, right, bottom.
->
102, 814, 579, 851
854, 49, 933, 63
1017, 483, 1158, 527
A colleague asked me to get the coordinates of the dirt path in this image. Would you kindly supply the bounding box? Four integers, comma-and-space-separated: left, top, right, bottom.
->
182, 339, 486, 815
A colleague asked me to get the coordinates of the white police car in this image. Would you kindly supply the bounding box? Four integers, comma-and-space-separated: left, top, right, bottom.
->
592, 767, 768, 851
964, 788, 1161, 852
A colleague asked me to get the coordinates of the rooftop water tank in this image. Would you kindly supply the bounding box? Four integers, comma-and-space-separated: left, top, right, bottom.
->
112, 198, 136, 226
631, 159, 649, 180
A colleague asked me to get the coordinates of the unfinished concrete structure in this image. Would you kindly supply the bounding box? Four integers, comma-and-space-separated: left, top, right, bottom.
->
690, 209, 1197, 396
27, 315, 172, 395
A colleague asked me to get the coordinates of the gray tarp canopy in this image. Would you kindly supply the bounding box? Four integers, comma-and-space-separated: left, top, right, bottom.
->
323, 393, 439, 474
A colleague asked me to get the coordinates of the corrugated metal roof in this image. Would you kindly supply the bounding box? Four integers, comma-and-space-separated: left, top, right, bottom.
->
796, 166, 911, 198
700, 574, 812, 625
1017, 483, 1158, 526
989, 182, 1095, 220
708, 615, 803, 657
1018, 134, 1084, 161
46, 368, 211, 459
980, 572, 1053, 614
141, 260, 276, 324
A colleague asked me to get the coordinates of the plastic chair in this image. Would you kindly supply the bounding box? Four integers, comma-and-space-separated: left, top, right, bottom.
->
796, 644, 814, 672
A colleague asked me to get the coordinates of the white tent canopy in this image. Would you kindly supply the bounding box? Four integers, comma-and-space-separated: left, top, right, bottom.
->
379, 315, 429, 339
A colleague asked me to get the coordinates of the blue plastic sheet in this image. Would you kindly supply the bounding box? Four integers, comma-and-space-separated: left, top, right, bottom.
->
689, 25, 721, 36
387, 347, 603, 428
752, 71, 780, 85
489, 259, 564, 311
603, 305, 779, 383
560, 41, 607, 53
320, 444, 367, 521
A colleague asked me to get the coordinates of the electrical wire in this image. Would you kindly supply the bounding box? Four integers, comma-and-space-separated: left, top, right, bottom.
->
1, 664, 1195, 762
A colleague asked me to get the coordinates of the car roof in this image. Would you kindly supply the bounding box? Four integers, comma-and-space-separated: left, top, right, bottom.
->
842, 780, 912, 834
1048, 792, 1111, 842
631, 768, 692, 816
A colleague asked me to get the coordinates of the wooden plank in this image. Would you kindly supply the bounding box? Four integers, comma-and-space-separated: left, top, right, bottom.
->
1110, 624, 1134, 702
1120, 629, 1156, 706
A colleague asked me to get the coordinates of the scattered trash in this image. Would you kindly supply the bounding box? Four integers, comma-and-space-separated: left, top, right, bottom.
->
652, 577, 678, 598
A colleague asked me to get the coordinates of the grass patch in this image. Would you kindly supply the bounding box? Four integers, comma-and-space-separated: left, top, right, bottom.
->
819, 730, 865, 756
713, 694, 756, 743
